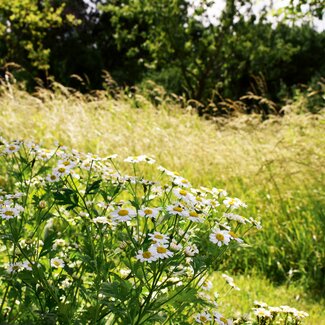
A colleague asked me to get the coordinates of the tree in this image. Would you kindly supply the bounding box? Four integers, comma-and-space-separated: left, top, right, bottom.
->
0, 0, 79, 82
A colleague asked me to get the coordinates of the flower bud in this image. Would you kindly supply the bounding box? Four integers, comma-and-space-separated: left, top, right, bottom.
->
39, 200, 47, 209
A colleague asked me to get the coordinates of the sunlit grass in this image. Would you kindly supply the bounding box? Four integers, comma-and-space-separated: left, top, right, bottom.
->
0, 84, 324, 321
212, 272, 325, 324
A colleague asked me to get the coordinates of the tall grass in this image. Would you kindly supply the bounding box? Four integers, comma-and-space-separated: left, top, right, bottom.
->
0, 84, 324, 295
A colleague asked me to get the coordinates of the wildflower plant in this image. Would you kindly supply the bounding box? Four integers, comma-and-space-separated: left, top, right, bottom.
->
0, 138, 261, 324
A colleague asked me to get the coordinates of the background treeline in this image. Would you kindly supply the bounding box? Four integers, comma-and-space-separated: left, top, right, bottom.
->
0, 0, 324, 115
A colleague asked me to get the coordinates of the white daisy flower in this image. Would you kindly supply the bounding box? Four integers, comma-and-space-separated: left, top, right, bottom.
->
269, 306, 282, 313
59, 278, 73, 289
52, 239, 66, 250
214, 312, 232, 325
209, 229, 231, 246
193, 195, 210, 207
212, 187, 228, 198
206, 198, 220, 208
222, 273, 240, 291
21, 261, 33, 271
53, 165, 71, 177
57, 159, 77, 169
4, 143, 21, 154
254, 308, 272, 319
173, 176, 191, 188
36, 149, 54, 161
224, 213, 247, 224
124, 155, 155, 164
157, 166, 178, 178
148, 232, 169, 244
9, 193, 25, 199
166, 204, 189, 217
149, 244, 173, 260
46, 173, 60, 183
200, 279, 213, 291
170, 239, 183, 251
0, 205, 22, 220
223, 197, 247, 209
137, 154, 155, 164
184, 244, 199, 257
195, 311, 212, 323
50, 258, 65, 268
248, 217, 262, 229
135, 249, 158, 263
80, 159, 95, 171
110, 208, 136, 222
93, 216, 111, 224
138, 207, 161, 219
173, 188, 195, 204
280, 305, 297, 313
293, 310, 309, 320
187, 210, 204, 223
6, 262, 22, 273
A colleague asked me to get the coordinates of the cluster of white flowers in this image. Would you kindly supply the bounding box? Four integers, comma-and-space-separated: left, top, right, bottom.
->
253, 301, 309, 322
124, 155, 156, 164
0, 139, 265, 324
195, 311, 232, 324
0, 192, 24, 220
6, 261, 33, 273
136, 231, 174, 263
1, 140, 22, 155
50, 257, 65, 268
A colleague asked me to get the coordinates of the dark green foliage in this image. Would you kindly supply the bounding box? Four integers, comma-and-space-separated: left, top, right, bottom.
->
0, 0, 324, 113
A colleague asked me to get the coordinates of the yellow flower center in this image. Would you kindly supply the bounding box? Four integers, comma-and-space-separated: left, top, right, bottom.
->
142, 251, 152, 259
216, 233, 225, 241
173, 206, 183, 212
4, 210, 14, 216
179, 189, 187, 196
144, 209, 153, 215
220, 317, 228, 323
63, 161, 71, 166
154, 234, 164, 239
181, 179, 189, 184
200, 316, 207, 322
189, 211, 198, 217
157, 246, 167, 254
50, 175, 57, 180
53, 261, 61, 267
9, 146, 16, 151
196, 196, 202, 202
118, 209, 129, 216
58, 167, 66, 173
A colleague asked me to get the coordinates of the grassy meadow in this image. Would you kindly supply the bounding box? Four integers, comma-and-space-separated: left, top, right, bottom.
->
0, 85, 324, 323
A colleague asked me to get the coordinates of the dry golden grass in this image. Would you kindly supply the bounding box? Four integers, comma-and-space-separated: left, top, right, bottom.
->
0, 85, 323, 193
